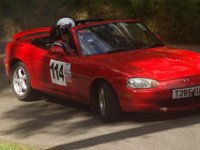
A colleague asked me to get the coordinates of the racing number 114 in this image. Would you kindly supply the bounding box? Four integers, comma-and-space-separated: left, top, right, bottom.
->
50, 63, 64, 81
50, 59, 67, 86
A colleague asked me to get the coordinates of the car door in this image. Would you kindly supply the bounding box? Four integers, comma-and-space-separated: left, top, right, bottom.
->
48, 52, 79, 97
39, 35, 85, 101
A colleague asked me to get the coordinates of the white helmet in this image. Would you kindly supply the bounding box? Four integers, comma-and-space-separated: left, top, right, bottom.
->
56, 18, 75, 30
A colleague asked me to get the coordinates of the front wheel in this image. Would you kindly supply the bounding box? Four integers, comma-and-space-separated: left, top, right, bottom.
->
11, 62, 37, 101
98, 81, 121, 122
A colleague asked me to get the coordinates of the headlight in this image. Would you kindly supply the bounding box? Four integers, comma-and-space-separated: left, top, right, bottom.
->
127, 78, 158, 89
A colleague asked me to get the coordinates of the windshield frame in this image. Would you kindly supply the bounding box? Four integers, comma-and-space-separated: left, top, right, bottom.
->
75, 21, 164, 56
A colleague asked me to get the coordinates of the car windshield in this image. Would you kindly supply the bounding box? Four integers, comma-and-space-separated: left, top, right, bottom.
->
77, 22, 164, 56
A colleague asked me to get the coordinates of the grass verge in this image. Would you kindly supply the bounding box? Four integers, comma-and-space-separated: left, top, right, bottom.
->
0, 140, 38, 150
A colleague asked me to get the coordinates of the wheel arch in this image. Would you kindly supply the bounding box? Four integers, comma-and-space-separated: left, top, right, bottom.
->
9, 58, 39, 101
8, 58, 23, 81
89, 78, 120, 110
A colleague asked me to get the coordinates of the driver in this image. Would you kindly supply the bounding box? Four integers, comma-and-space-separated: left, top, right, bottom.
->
50, 17, 75, 54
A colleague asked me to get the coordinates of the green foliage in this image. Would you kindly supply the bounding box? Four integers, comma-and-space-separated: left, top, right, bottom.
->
0, 0, 199, 43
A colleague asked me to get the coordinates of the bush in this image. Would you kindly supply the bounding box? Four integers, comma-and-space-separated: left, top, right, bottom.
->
0, 0, 199, 43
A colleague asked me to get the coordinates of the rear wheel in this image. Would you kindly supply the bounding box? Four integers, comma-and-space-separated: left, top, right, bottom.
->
98, 81, 121, 122
11, 62, 37, 101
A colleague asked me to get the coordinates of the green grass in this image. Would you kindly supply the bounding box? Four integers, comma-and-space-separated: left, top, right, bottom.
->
0, 141, 38, 150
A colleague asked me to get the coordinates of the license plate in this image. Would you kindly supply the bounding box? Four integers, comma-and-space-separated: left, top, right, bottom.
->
172, 86, 200, 99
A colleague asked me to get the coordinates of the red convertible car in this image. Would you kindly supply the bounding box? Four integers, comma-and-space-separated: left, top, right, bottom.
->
4, 19, 200, 122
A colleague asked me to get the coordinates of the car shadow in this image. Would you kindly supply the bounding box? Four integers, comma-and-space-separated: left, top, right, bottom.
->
47, 96, 196, 123
46, 112, 200, 150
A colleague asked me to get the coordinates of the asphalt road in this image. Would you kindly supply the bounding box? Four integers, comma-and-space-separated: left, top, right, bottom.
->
0, 41, 200, 150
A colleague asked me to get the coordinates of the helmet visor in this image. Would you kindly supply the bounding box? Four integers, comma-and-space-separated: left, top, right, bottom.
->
58, 23, 72, 34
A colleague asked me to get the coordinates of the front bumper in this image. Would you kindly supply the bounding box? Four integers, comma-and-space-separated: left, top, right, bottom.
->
117, 76, 200, 112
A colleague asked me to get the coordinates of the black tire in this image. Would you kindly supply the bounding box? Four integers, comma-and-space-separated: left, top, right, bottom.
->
98, 81, 121, 122
11, 62, 37, 101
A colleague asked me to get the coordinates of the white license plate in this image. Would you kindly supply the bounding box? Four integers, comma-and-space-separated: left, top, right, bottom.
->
172, 86, 200, 99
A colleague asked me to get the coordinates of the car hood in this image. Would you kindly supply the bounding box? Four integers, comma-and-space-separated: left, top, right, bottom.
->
86, 46, 200, 81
